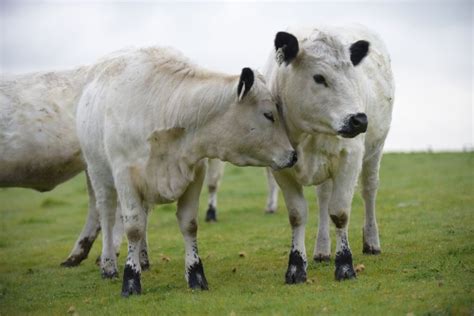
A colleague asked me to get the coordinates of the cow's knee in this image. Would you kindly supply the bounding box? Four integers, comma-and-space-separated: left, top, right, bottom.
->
123, 216, 145, 242
330, 212, 348, 229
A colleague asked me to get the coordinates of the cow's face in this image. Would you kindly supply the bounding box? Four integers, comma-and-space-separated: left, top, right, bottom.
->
213, 68, 296, 170
274, 31, 369, 138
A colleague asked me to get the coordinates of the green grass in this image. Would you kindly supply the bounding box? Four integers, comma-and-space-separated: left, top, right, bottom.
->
0, 153, 473, 315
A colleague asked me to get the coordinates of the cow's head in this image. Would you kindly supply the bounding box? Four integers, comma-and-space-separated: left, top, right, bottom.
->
274, 30, 369, 138
209, 68, 297, 170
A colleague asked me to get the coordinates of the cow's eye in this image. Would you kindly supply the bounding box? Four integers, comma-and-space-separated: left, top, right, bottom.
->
313, 74, 328, 87
264, 112, 275, 122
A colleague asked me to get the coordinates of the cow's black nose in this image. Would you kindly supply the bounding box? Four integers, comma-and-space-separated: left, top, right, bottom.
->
290, 150, 298, 165
349, 113, 368, 133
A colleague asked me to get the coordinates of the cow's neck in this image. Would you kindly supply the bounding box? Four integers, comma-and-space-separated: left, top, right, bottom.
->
138, 77, 239, 203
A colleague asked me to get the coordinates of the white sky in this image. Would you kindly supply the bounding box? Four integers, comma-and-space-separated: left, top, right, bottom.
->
1, 0, 472, 151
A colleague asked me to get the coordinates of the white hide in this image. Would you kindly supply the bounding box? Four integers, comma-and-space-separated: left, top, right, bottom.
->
76, 46, 295, 293
265, 25, 394, 279
0, 68, 89, 191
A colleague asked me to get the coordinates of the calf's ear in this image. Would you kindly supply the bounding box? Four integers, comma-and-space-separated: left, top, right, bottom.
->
238, 67, 255, 101
274, 32, 299, 65
350, 40, 370, 66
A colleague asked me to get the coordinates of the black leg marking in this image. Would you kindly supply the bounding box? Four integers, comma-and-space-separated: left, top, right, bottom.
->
60, 237, 95, 267
285, 250, 307, 284
335, 248, 356, 281
140, 249, 150, 271
187, 259, 209, 290
363, 242, 381, 255
101, 257, 119, 279
362, 229, 381, 255
121, 264, 141, 297
205, 205, 217, 222
313, 254, 331, 263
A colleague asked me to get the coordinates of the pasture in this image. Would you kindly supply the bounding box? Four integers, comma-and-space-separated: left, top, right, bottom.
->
0, 152, 472, 315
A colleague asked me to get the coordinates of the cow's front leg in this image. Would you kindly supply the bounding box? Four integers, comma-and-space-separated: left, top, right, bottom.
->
361, 149, 383, 254
273, 169, 308, 284
139, 211, 150, 271
329, 150, 362, 281
61, 172, 101, 267
205, 158, 224, 222
265, 167, 279, 213
313, 180, 332, 263
177, 163, 208, 290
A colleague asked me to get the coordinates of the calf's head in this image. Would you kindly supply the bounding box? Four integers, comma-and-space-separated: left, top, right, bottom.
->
274, 30, 369, 138
208, 68, 296, 170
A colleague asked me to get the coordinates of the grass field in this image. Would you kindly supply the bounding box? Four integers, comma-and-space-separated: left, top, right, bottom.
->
0, 153, 473, 315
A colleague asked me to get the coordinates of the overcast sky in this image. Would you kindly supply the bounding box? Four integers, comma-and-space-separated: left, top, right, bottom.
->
0, 0, 472, 151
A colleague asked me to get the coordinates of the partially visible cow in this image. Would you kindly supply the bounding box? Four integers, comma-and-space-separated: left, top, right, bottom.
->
263, 25, 394, 282
0, 67, 125, 268
76, 46, 297, 296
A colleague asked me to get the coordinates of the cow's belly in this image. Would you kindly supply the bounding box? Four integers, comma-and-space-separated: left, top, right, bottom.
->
0, 151, 84, 191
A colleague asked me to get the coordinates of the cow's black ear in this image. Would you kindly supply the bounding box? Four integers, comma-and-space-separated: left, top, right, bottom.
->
350, 40, 370, 66
237, 67, 255, 101
275, 32, 299, 65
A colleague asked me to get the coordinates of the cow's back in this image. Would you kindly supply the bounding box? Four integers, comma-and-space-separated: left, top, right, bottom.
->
0, 68, 88, 191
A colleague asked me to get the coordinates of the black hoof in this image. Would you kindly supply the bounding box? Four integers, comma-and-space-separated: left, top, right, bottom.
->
313, 254, 331, 263
121, 265, 141, 297
265, 209, 276, 214
60, 255, 83, 267
141, 261, 150, 271
140, 250, 150, 271
187, 259, 209, 290
335, 264, 356, 280
101, 269, 119, 279
285, 250, 307, 284
205, 205, 217, 222
335, 249, 356, 281
363, 243, 381, 255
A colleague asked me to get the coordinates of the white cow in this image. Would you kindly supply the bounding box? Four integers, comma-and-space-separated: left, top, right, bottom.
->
265, 25, 394, 282
0, 67, 127, 269
0, 68, 88, 191
76, 46, 297, 296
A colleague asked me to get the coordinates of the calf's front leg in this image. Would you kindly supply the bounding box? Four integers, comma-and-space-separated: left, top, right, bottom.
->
273, 169, 308, 284
177, 164, 208, 289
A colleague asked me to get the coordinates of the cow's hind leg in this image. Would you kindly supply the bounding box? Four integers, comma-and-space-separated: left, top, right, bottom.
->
361, 149, 383, 255
313, 180, 332, 263
61, 172, 100, 267
178, 164, 208, 289
88, 170, 119, 279
205, 159, 224, 222
265, 168, 279, 213
273, 170, 308, 284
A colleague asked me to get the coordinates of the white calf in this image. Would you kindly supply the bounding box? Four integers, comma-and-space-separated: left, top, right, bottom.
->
265, 25, 394, 282
76, 47, 296, 296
